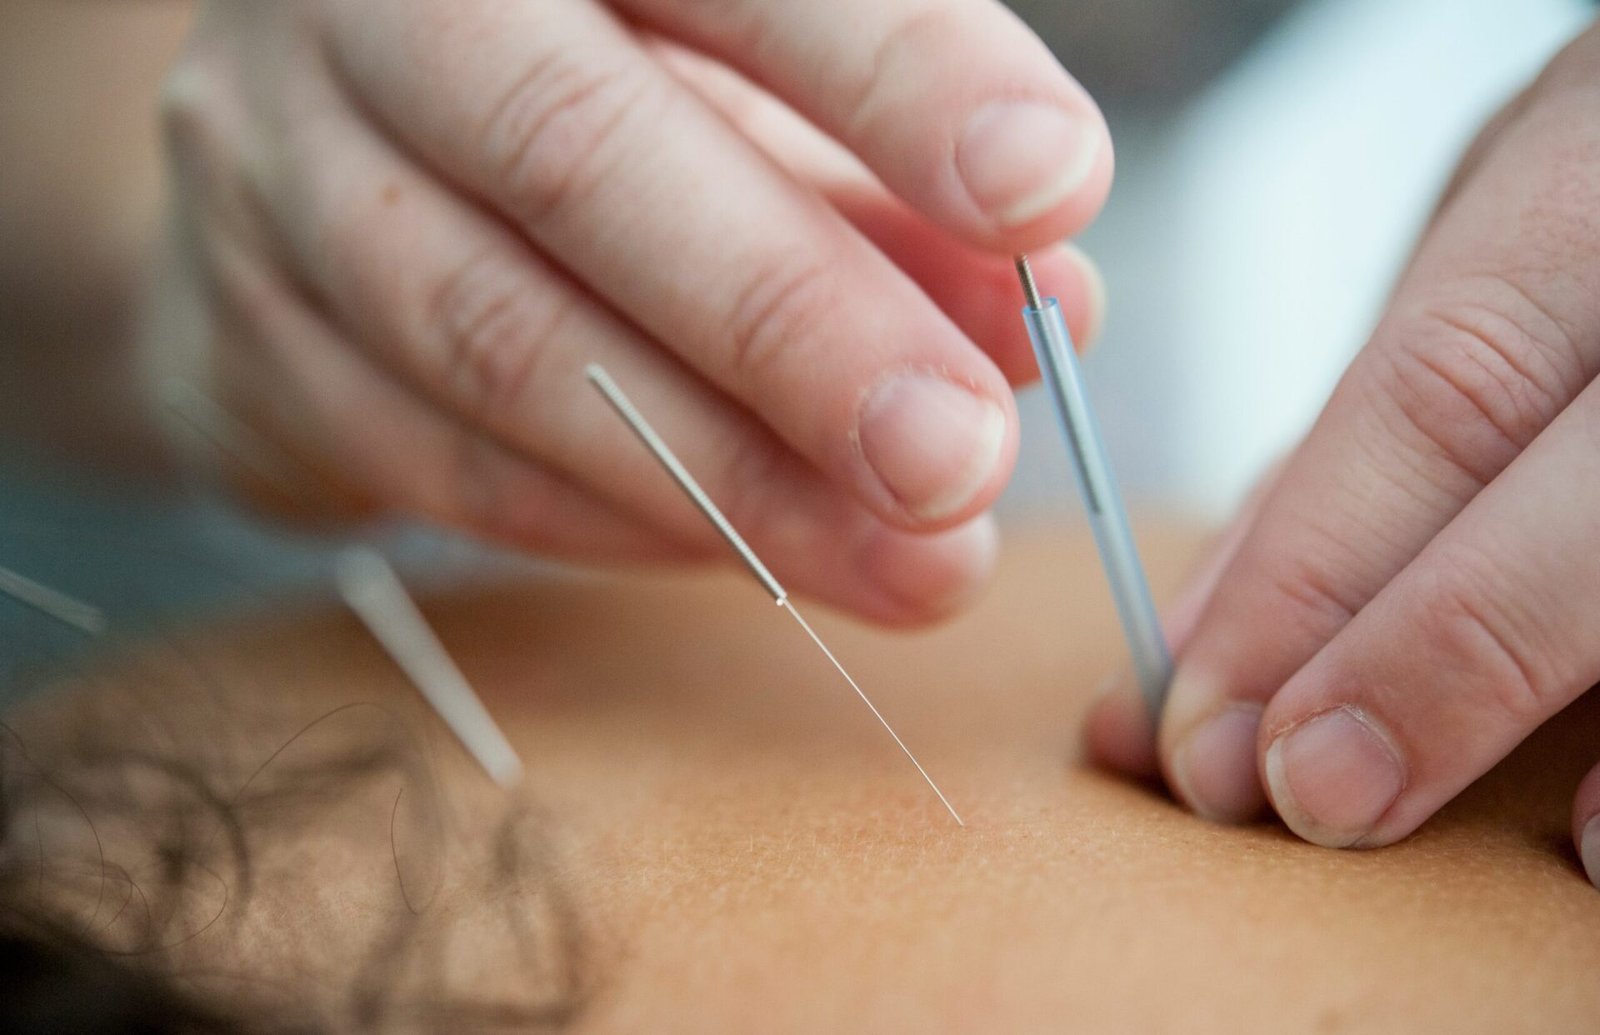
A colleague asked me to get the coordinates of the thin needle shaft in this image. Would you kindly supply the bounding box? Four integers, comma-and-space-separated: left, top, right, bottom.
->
586, 364, 787, 603
0, 565, 105, 634
586, 362, 963, 826
335, 547, 524, 788
782, 599, 963, 826
161, 379, 319, 503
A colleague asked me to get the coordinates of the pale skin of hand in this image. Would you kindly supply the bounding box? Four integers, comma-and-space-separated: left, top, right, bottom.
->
1088, 21, 1600, 878
141, 0, 1112, 627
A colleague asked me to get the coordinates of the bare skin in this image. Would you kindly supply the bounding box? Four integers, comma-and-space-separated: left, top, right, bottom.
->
8, 527, 1600, 1032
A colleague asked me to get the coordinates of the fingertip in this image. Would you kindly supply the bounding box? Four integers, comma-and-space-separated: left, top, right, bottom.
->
1572, 763, 1600, 888
1581, 815, 1600, 889
954, 98, 1114, 246
1084, 675, 1160, 777
855, 371, 1019, 528
1262, 705, 1406, 849
1166, 702, 1267, 824
852, 512, 1001, 627
1058, 242, 1107, 350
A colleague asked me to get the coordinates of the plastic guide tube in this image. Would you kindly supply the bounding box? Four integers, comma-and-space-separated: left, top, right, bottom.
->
1016, 257, 1173, 716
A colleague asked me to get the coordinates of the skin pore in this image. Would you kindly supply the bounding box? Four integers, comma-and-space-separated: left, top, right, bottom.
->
5, 526, 1600, 1032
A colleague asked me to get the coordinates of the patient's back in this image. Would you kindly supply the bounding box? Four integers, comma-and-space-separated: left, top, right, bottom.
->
7, 526, 1599, 1032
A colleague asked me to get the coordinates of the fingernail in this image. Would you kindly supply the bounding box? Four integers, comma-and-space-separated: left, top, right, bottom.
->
1170, 702, 1266, 823
1061, 243, 1107, 346
958, 101, 1098, 228
858, 374, 1006, 522
1582, 815, 1600, 888
858, 513, 999, 616
1264, 706, 1405, 848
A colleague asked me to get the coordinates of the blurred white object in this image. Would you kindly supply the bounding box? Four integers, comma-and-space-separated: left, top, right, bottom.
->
1008, 0, 1593, 520
1164, 0, 1592, 514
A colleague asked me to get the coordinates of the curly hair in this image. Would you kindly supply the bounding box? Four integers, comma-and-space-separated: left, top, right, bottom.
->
0, 643, 591, 1034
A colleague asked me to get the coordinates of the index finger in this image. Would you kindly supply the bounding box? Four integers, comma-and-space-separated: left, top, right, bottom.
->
324, 0, 1032, 529
616, 0, 1112, 248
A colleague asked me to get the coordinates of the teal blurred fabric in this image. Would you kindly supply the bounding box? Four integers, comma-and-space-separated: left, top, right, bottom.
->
0, 460, 533, 707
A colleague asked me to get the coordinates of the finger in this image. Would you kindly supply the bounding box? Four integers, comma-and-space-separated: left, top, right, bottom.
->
1572, 760, 1600, 889
1155, 37, 1600, 824
251, 58, 997, 624
830, 190, 1106, 381
648, 38, 1107, 374
619, 0, 1112, 246
642, 35, 866, 188
327, 1, 1020, 531
1258, 378, 1600, 848
203, 233, 685, 564
1084, 456, 1286, 778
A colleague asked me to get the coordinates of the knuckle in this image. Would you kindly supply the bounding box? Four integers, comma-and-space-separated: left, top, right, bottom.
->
1415, 551, 1554, 724
478, 51, 652, 226
721, 253, 838, 386
1384, 285, 1578, 486
1262, 547, 1363, 640
424, 248, 569, 426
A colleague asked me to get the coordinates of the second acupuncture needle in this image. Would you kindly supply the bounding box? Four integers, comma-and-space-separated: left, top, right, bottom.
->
586, 363, 963, 827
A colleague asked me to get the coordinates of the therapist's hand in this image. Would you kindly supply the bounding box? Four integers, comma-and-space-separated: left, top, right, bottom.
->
1088, 21, 1600, 866
142, 0, 1110, 625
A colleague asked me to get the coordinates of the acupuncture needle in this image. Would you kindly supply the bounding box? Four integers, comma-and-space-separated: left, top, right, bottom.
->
0, 564, 106, 635
1016, 254, 1173, 716
585, 363, 964, 827
161, 379, 320, 503
334, 549, 525, 789
163, 379, 523, 785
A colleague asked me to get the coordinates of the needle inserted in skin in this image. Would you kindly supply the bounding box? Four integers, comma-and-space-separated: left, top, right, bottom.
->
1015, 254, 1174, 716
164, 380, 522, 785
780, 598, 965, 825
585, 363, 964, 827
335, 547, 524, 788
0, 565, 105, 635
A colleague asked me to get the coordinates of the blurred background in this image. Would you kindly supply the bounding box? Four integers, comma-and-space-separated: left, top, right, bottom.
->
1, 0, 1594, 692
1011, 0, 1593, 517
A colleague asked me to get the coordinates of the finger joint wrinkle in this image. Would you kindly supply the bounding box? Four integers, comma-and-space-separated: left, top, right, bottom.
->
429, 246, 573, 425
479, 51, 654, 229
720, 252, 837, 388
1389, 304, 1571, 487
1425, 558, 1555, 724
